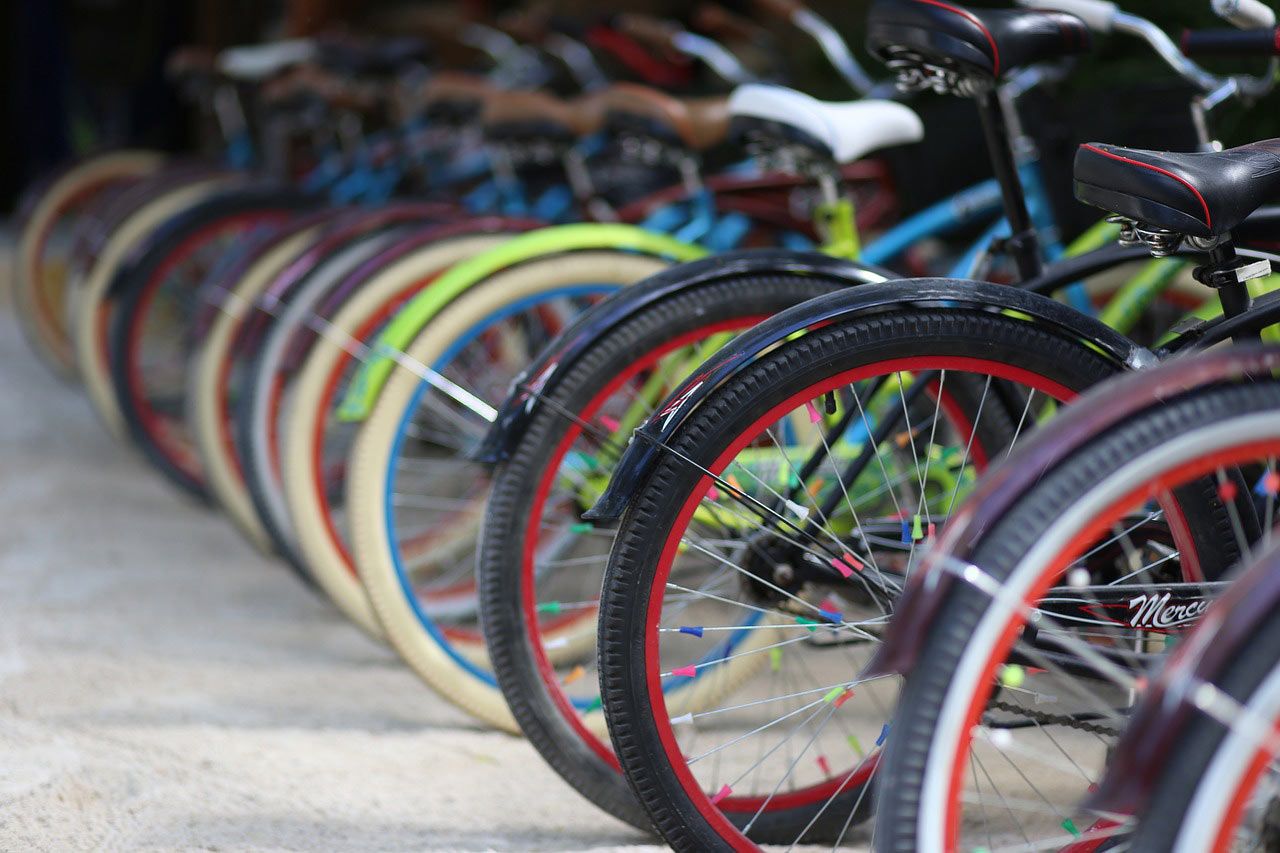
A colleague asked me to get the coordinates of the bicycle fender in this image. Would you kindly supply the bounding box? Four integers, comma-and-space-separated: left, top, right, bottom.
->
105, 183, 318, 300
1090, 538, 1280, 816
584, 277, 1155, 524
335, 223, 708, 422
867, 347, 1280, 683
472, 249, 893, 464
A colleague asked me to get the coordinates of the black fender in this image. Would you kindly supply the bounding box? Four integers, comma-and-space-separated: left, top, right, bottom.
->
472, 249, 895, 465
1090, 535, 1280, 816
583, 277, 1156, 522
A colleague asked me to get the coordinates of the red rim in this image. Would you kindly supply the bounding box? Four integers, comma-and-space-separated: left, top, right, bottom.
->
30, 177, 129, 342
942, 437, 1280, 852
641, 357, 1079, 847
308, 277, 443, 576
1213, 721, 1280, 853
123, 211, 288, 483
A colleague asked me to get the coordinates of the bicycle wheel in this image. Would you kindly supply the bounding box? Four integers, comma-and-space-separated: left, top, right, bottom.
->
14, 150, 165, 379
479, 271, 860, 830
191, 205, 449, 550
187, 216, 338, 550
875, 368, 1280, 852
240, 230, 512, 569
107, 187, 313, 497
72, 175, 237, 438
212, 221, 415, 542
348, 250, 672, 729
279, 230, 520, 635
1125, 543, 1280, 852
596, 303, 1123, 849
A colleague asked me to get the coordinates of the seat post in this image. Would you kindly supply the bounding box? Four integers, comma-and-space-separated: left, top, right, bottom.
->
1199, 241, 1258, 336
974, 88, 1043, 283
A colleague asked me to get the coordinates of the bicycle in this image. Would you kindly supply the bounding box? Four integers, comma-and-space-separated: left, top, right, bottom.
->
586, 0, 1280, 846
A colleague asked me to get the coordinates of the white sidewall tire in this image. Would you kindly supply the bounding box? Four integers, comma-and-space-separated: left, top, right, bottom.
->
349, 251, 671, 730
15, 150, 165, 379
284, 234, 513, 639
73, 177, 233, 439
189, 226, 324, 551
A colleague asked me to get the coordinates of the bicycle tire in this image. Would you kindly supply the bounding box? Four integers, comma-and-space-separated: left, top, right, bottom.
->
348, 250, 673, 730
875, 381, 1280, 852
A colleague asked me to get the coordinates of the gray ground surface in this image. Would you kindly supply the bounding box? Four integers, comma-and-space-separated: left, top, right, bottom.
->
0, 242, 659, 851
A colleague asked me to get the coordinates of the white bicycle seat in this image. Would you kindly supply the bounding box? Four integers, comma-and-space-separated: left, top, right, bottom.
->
218, 40, 317, 82
728, 84, 924, 164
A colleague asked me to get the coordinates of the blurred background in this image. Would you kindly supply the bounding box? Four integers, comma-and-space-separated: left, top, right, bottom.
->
3, 0, 1277, 234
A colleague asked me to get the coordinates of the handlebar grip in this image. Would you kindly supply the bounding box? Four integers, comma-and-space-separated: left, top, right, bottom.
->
1213, 0, 1277, 29
1013, 0, 1117, 33
1181, 25, 1280, 55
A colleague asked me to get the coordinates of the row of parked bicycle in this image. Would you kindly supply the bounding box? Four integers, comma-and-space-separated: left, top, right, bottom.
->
15, 0, 1280, 849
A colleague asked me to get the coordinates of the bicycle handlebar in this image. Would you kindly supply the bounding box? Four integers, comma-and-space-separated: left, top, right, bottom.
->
1016, 0, 1277, 99
617, 13, 755, 85
1016, 0, 1119, 33
1182, 26, 1280, 56
1213, 0, 1277, 29
749, 0, 874, 95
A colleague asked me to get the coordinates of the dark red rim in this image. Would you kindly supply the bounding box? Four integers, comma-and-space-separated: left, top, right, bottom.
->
309, 277, 443, 575
123, 211, 288, 484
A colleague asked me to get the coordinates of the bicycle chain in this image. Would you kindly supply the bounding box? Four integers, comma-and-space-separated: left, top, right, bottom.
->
986, 699, 1121, 737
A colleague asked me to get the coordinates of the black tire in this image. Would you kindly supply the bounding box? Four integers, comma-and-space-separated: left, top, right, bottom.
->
597, 305, 1123, 851
479, 272, 856, 832
108, 186, 313, 499
876, 380, 1280, 853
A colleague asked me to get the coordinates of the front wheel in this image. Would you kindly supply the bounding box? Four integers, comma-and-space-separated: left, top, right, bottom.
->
876, 374, 1280, 852
597, 305, 1122, 850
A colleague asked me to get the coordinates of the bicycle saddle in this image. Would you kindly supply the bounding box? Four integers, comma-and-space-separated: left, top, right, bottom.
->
727, 85, 923, 165
600, 84, 730, 151
865, 0, 1090, 80
218, 39, 318, 82
482, 90, 606, 140
1075, 139, 1280, 238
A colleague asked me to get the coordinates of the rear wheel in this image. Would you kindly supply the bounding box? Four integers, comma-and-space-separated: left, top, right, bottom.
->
281, 232, 516, 636
239, 232, 508, 568
187, 220, 333, 551
72, 176, 235, 438
107, 189, 311, 497
596, 305, 1122, 849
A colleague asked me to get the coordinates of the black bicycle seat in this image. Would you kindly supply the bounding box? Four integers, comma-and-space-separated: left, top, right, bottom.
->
866, 0, 1090, 79
1075, 139, 1280, 238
